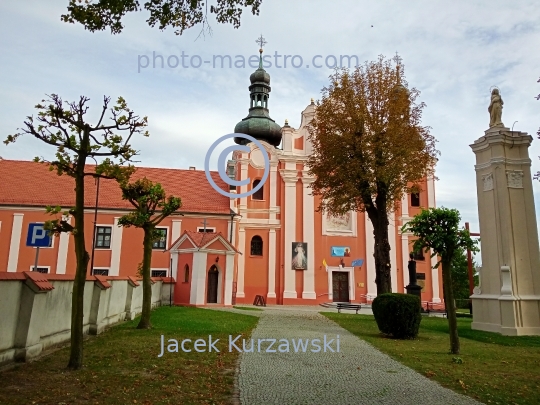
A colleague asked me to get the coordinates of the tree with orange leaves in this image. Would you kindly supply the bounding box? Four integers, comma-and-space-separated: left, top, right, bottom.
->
307, 54, 439, 294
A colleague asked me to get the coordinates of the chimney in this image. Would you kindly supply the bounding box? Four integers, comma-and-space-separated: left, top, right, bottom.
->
189, 166, 196, 170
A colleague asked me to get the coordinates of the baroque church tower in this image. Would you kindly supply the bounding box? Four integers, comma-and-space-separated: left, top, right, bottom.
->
229, 44, 441, 306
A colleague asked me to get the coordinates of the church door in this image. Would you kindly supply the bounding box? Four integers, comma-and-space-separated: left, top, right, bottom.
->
207, 266, 219, 304
332, 272, 350, 302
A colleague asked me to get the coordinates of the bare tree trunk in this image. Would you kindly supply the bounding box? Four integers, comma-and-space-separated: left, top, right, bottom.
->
68, 163, 90, 370
367, 207, 392, 294
137, 227, 154, 329
442, 258, 460, 355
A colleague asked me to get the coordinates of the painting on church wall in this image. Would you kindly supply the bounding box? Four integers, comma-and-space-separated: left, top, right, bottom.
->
331, 246, 351, 257
292, 242, 307, 270
326, 212, 352, 232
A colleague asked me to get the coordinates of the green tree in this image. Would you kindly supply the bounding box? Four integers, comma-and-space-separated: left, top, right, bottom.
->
450, 248, 479, 304
402, 207, 479, 355
61, 0, 262, 36
307, 55, 439, 294
117, 177, 181, 329
4, 94, 147, 369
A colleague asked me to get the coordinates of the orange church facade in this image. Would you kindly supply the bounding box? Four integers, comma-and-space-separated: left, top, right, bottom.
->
0, 55, 443, 307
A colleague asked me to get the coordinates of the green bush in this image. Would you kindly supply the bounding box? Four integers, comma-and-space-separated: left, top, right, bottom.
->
372, 293, 421, 339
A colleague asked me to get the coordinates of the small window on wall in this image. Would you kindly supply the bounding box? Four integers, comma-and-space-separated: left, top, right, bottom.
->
32, 267, 49, 273
184, 264, 190, 282
250, 235, 263, 256
411, 192, 420, 207
252, 179, 263, 200
92, 269, 109, 276
95, 226, 112, 248
151, 270, 167, 277
411, 249, 425, 261
153, 228, 167, 249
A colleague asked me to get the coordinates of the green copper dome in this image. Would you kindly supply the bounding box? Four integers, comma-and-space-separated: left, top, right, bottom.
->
234, 51, 282, 147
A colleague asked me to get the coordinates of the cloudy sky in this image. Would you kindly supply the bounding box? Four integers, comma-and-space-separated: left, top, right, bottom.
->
1, 0, 540, 254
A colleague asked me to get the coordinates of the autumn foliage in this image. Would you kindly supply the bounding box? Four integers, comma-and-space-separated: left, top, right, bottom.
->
307, 55, 439, 293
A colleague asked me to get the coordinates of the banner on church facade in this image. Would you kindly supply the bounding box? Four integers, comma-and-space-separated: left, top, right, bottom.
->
330, 246, 351, 257
292, 242, 307, 270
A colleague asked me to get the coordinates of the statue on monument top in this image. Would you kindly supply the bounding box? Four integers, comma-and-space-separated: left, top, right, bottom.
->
488, 88, 504, 128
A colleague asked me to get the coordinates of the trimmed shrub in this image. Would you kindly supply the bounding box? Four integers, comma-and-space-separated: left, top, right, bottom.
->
372, 293, 421, 339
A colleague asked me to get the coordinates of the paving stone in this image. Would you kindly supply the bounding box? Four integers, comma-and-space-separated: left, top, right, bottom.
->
223, 307, 482, 405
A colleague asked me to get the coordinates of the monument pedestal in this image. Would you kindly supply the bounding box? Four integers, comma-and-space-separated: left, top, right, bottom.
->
470, 126, 540, 335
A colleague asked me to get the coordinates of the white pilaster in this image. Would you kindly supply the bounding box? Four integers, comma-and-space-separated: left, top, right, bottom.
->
281, 168, 298, 299
109, 217, 123, 276
190, 251, 208, 305
302, 176, 316, 299
427, 174, 436, 208
388, 212, 398, 292
224, 254, 235, 305
171, 220, 182, 244
236, 228, 246, 298
56, 216, 71, 274
239, 155, 248, 209
269, 163, 278, 221
7, 213, 24, 272
267, 228, 277, 298
431, 252, 441, 302
364, 214, 377, 299
401, 194, 410, 291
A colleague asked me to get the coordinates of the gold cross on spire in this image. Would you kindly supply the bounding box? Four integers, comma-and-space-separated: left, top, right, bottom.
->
256, 34, 267, 52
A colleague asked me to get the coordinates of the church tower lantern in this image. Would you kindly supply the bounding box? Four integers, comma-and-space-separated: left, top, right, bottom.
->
234, 36, 282, 147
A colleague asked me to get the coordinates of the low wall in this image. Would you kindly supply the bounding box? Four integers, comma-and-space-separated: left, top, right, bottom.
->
0, 272, 174, 367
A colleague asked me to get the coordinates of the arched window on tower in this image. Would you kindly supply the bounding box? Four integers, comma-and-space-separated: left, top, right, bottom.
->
252, 179, 263, 200
257, 95, 261, 106
184, 264, 189, 282
251, 235, 263, 256
264, 95, 268, 108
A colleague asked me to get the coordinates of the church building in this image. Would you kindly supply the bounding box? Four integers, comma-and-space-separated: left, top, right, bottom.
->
0, 50, 442, 307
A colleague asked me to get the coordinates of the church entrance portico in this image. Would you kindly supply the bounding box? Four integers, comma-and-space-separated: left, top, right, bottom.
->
327, 266, 355, 303
332, 272, 350, 302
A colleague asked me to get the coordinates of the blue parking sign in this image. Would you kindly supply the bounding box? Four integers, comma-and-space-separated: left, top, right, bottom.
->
26, 223, 52, 247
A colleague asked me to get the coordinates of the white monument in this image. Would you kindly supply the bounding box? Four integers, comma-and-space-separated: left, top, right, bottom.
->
470, 88, 540, 335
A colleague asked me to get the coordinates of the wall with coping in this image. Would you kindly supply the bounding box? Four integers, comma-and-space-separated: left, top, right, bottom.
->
0, 272, 174, 366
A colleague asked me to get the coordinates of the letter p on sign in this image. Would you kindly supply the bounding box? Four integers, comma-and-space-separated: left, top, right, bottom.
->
26, 223, 52, 247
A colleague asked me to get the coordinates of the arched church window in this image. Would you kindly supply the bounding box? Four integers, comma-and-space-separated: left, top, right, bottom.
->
264, 95, 268, 108
251, 235, 263, 256
184, 264, 189, 282
252, 179, 263, 200
411, 192, 420, 207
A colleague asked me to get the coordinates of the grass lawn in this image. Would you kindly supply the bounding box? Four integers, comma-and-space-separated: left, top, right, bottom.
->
232, 306, 263, 311
0, 306, 259, 405
323, 313, 540, 405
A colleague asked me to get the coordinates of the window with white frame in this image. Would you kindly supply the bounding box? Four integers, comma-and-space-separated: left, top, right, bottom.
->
153, 228, 168, 250
30, 266, 49, 273
92, 268, 109, 276
95, 226, 112, 249
197, 227, 216, 233
151, 269, 167, 277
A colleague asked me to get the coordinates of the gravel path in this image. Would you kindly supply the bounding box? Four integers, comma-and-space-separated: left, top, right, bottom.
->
230, 307, 482, 405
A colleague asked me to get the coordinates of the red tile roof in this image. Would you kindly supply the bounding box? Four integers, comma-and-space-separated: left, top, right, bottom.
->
0, 159, 231, 214
178, 230, 239, 253
24, 271, 54, 291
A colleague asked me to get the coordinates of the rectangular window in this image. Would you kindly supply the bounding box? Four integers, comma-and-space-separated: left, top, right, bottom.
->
411, 193, 420, 207
92, 268, 109, 276
412, 249, 425, 261
197, 227, 216, 233
32, 267, 49, 273
151, 270, 167, 277
95, 226, 112, 249
153, 228, 168, 249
